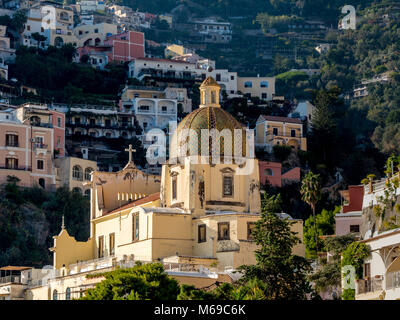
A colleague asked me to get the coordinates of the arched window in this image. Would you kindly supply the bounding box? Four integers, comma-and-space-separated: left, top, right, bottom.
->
244, 81, 252, 88
265, 169, 273, 176
72, 187, 82, 194
66, 287, 71, 300
260, 81, 269, 88
85, 167, 93, 181
39, 178, 45, 189
84, 189, 90, 198
211, 90, 216, 104
72, 165, 83, 181
53, 289, 58, 300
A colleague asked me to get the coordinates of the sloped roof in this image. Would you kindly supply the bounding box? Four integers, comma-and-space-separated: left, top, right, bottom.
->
104, 192, 160, 216
260, 115, 302, 124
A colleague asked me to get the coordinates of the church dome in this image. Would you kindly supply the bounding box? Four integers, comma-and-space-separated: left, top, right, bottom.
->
169, 77, 249, 160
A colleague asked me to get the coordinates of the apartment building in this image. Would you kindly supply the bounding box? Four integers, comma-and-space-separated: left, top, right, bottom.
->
52, 104, 137, 140
258, 161, 300, 188
237, 76, 275, 101
55, 156, 97, 196
119, 85, 178, 134
191, 19, 232, 43
0, 25, 16, 64
0, 103, 64, 190
128, 57, 239, 98
103, 30, 145, 63
335, 185, 364, 237
255, 115, 307, 152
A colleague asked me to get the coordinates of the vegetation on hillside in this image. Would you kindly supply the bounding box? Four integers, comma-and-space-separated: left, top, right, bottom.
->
0, 177, 90, 267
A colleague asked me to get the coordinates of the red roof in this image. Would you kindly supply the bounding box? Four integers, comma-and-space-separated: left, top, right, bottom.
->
104, 192, 160, 216
261, 115, 302, 124
0, 266, 32, 271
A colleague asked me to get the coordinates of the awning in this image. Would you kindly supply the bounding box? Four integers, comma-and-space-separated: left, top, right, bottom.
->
387, 256, 400, 273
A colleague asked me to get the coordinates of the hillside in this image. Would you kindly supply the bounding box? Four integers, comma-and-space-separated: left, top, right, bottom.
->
0, 178, 89, 267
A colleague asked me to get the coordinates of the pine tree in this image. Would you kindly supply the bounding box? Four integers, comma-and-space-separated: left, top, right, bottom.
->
238, 194, 316, 300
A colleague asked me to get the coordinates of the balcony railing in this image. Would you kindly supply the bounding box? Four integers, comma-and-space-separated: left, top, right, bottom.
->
266, 131, 304, 138
0, 275, 21, 284
34, 143, 48, 149
356, 278, 383, 294
5, 142, 19, 147
138, 69, 197, 81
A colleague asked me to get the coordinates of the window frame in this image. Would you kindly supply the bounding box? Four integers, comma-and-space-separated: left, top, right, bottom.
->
198, 224, 206, 243
218, 222, 230, 240
222, 175, 234, 197
247, 222, 256, 240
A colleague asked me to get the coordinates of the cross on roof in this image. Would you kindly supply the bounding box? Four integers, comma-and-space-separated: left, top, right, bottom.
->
125, 144, 136, 163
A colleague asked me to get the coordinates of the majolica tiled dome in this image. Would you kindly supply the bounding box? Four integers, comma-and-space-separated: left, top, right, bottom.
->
170, 77, 248, 159
170, 106, 248, 159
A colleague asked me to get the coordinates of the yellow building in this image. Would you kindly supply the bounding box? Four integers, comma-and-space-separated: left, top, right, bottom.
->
54, 156, 98, 196
255, 115, 307, 152
29, 77, 305, 300
237, 76, 276, 101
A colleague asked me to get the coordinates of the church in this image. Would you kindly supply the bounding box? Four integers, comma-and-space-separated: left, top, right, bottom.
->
29, 77, 305, 300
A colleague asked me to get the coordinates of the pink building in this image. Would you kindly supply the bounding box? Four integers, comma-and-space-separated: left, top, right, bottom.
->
0, 104, 65, 190
104, 31, 145, 63
258, 160, 301, 187
335, 185, 364, 237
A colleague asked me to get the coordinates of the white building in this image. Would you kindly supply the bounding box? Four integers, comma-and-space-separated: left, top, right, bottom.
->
289, 100, 316, 127
192, 18, 232, 43
128, 57, 239, 99
355, 229, 400, 300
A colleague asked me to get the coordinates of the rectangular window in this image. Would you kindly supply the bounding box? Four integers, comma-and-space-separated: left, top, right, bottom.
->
5, 134, 18, 147
98, 236, 104, 258
272, 128, 278, 136
57, 117, 62, 127
247, 222, 256, 240
5, 157, 18, 169
291, 129, 296, 137
261, 93, 267, 99
350, 225, 360, 233
57, 137, 61, 147
216, 74, 221, 81
198, 224, 206, 243
172, 178, 177, 200
162, 106, 167, 112
223, 176, 233, 197
109, 233, 115, 256
133, 215, 139, 241
37, 159, 44, 170
218, 222, 230, 240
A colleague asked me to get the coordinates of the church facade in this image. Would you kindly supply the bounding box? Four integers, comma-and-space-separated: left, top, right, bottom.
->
27, 77, 305, 300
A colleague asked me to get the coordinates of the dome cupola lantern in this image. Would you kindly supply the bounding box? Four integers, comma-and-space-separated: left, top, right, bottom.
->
200, 76, 220, 108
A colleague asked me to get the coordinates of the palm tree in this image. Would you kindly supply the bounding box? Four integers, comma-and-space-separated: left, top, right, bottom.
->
301, 171, 321, 257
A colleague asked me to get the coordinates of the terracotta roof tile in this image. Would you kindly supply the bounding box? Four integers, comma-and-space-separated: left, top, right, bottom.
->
261, 115, 302, 124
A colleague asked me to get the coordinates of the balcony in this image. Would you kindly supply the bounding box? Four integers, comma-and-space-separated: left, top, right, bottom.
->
137, 69, 197, 82
266, 130, 303, 139
5, 142, 19, 148
0, 275, 21, 284
356, 278, 383, 295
